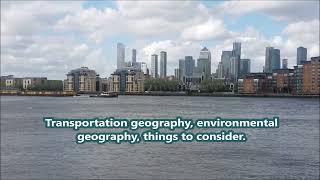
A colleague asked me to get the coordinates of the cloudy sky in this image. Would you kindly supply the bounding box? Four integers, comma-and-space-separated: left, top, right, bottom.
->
1, 1, 319, 80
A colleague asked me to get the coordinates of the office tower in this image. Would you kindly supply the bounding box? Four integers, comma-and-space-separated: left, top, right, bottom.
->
141, 62, 148, 75
232, 42, 241, 57
240, 59, 251, 78
151, 54, 158, 78
230, 56, 240, 81
117, 43, 125, 69
184, 56, 195, 76
160, 51, 167, 78
297, 47, 307, 65
197, 47, 211, 80
265, 47, 280, 73
217, 62, 223, 78
132, 49, 137, 64
179, 59, 185, 82
221, 51, 232, 78
174, 68, 179, 80
273, 49, 281, 71
282, 59, 288, 69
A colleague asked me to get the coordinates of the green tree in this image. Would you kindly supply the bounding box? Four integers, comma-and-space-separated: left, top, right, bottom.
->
30, 80, 63, 91
200, 79, 229, 93
144, 78, 179, 91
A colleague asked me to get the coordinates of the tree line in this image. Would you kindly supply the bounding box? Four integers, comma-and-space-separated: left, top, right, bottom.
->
144, 78, 231, 92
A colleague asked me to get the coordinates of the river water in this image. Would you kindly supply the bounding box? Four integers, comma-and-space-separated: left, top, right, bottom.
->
1, 96, 319, 179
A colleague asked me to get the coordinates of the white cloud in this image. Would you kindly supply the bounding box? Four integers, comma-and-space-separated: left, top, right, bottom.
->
181, 19, 230, 41
1, 0, 319, 79
215, 1, 319, 21
54, 1, 213, 43
1, 1, 82, 36
1, 36, 109, 80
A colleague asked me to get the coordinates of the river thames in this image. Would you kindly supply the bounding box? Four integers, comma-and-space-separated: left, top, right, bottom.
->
1, 96, 319, 179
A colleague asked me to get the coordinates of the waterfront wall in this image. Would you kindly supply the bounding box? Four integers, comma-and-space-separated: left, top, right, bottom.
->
0, 90, 75, 96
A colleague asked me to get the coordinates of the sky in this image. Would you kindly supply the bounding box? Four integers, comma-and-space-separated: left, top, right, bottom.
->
1, 0, 319, 80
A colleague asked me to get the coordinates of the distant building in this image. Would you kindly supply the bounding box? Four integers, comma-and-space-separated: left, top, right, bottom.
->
117, 43, 125, 69
178, 59, 185, 82
184, 56, 194, 77
297, 47, 307, 65
1, 75, 23, 89
238, 79, 259, 94
174, 68, 180, 80
151, 54, 158, 78
160, 51, 167, 78
100, 77, 111, 92
64, 67, 98, 93
3, 75, 15, 88
217, 62, 223, 78
230, 56, 240, 82
221, 51, 232, 78
232, 42, 241, 57
293, 65, 304, 94
110, 69, 145, 94
197, 47, 211, 80
22, 77, 47, 90
240, 59, 251, 78
265, 47, 280, 73
302, 56, 319, 94
272, 69, 294, 93
132, 49, 137, 64
282, 59, 288, 69
238, 73, 273, 94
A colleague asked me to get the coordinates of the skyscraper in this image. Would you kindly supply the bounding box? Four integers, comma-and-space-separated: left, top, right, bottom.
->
151, 54, 158, 78
160, 51, 167, 78
217, 62, 223, 78
230, 56, 240, 81
273, 49, 281, 71
179, 59, 185, 82
221, 51, 232, 78
174, 68, 179, 80
240, 59, 251, 78
282, 59, 288, 69
132, 49, 137, 64
117, 43, 125, 70
197, 47, 211, 80
232, 42, 241, 57
265, 47, 280, 73
297, 47, 307, 65
184, 56, 195, 77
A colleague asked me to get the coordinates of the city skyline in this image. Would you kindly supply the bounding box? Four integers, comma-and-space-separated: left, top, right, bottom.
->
1, 1, 319, 80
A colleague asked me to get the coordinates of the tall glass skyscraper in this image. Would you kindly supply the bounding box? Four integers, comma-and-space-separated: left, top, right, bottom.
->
297, 47, 307, 65
265, 47, 280, 73
117, 43, 125, 70
184, 56, 195, 77
230, 56, 240, 81
151, 54, 158, 78
240, 59, 251, 78
160, 51, 167, 78
132, 49, 137, 63
178, 59, 185, 82
282, 59, 288, 69
232, 42, 241, 57
197, 47, 211, 80
221, 51, 232, 78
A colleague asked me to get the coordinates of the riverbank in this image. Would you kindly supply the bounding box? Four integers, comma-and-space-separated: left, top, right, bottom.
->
124, 91, 319, 98
1, 90, 318, 98
0, 90, 75, 97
